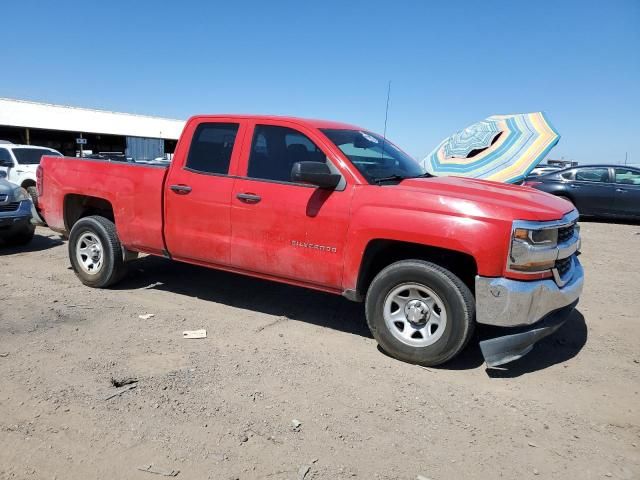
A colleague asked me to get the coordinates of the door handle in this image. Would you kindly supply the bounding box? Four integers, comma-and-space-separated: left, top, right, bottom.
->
170, 184, 192, 194
616, 188, 627, 193
569, 184, 579, 188
236, 193, 261, 204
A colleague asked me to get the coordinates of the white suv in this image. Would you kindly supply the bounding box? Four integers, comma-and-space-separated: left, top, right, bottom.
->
0, 142, 62, 214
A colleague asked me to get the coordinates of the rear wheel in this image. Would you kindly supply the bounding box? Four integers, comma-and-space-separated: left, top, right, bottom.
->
68, 215, 127, 288
26, 186, 46, 225
26, 186, 39, 209
365, 260, 475, 366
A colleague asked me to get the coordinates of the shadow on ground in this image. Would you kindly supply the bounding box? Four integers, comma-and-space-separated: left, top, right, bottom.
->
0, 233, 64, 254
117, 255, 588, 375
483, 310, 587, 378
117, 255, 371, 338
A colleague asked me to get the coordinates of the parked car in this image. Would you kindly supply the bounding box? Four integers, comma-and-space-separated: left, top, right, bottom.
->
0, 170, 35, 246
38, 115, 583, 368
523, 165, 640, 219
0, 142, 62, 214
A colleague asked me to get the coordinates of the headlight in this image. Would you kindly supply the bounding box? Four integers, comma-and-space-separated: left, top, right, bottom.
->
509, 226, 559, 272
514, 228, 558, 246
12, 187, 30, 202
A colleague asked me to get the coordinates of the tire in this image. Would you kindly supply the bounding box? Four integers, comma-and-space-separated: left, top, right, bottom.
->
3, 224, 35, 246
365, 260, 475, 366
26, 186, 39, 209
26, 186, 46, 225
68, 215, 127, 288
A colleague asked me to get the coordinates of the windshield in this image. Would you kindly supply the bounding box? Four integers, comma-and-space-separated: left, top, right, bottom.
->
321, 129, 427, 183
13, 148, 62, 165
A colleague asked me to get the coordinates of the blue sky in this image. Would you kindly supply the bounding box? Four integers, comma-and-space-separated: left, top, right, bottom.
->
2, 0, 638, 164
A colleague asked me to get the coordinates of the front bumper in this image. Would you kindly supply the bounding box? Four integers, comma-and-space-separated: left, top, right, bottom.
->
0, 200, 33, 240
0, 200, 32, 229
479, 301, 577, 367
475, 256, 583, 328
474, 256, 584, 366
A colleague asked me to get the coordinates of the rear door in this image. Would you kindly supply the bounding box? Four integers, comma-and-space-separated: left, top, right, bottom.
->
613, 167, 640, 217
164, 119, 247, 265
569, 167, 614, 215
230, 122, 352, 289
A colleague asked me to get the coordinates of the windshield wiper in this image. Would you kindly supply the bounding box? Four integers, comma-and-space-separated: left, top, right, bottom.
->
372, 172, 433, 184
372, 174, 408, 184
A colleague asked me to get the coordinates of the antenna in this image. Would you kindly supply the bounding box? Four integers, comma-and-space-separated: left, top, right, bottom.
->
380, 81, 391, 159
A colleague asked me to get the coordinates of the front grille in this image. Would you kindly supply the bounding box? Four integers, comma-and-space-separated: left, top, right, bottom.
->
558, 224, 575, 243
555, 256, 572, 277
0, 202, 20, 212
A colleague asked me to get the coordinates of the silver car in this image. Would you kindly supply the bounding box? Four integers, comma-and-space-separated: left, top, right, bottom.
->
0, 170, 35, 246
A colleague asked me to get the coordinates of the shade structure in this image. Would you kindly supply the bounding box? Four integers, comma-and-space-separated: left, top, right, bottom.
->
422, 112, 560, 183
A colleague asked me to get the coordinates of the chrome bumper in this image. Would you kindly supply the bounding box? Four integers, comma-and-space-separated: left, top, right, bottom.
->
475, 256, 584, 328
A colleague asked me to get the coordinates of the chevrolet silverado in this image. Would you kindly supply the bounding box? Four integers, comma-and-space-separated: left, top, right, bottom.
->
38, 115, 584, 367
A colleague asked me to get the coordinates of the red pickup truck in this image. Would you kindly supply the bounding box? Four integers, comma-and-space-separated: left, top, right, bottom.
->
38, 115, 584, 367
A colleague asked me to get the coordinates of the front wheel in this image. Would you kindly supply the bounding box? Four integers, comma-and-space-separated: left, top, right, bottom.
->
365, 260, 475, 366
68, 215, 127, 288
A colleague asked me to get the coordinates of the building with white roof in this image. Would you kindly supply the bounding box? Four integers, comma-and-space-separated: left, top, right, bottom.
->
0, 98, 185, 160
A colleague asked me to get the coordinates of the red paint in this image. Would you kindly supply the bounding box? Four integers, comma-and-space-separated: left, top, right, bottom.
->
39, 115, 572, 295
522, 180, 542, 187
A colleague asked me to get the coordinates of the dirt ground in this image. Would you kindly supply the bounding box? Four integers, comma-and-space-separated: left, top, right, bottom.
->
1, 221, 639, 480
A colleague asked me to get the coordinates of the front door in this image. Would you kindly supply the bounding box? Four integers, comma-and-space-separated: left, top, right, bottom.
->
230, 123, 352, 289
164, 120, 247, 265
570, 167, 614, 215
613, 167, 640, 217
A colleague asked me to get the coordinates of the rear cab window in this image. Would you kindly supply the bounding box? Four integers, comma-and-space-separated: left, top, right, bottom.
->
185, 123, 240, 175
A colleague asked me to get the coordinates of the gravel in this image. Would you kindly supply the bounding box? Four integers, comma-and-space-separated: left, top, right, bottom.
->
0, 223, 639, 479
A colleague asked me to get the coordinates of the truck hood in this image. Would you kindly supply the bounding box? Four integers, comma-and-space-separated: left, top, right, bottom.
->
394, 176, 573, 222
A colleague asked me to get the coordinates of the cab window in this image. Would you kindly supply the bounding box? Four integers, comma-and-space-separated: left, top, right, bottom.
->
247, 125, 328, 183
185, 123, 239, 175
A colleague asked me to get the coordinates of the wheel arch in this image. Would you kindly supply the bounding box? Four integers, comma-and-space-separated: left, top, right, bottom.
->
354, 239, 478, 301
64, 194, 115, 232
21, 178, 36, 189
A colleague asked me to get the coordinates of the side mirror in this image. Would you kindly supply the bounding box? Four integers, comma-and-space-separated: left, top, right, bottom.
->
291, 161, 341, 189
0, 170, 6, 179
0, 158, 13, 168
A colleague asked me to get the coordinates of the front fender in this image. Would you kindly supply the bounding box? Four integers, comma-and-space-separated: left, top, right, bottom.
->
341, 205, 511, 292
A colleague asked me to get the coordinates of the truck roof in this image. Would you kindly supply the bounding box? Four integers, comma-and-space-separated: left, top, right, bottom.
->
187, 114, 363, 131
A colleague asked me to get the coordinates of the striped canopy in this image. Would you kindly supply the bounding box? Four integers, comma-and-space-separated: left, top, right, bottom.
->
422, 112, 560, 183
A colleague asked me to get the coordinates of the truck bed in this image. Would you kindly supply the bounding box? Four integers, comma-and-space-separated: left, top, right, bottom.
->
39, 156, 169, 255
